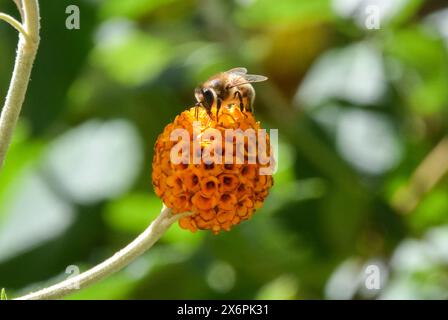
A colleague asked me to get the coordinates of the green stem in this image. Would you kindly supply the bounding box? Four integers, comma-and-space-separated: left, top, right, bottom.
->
16, 206, 184, 300
0, 0, 40, 170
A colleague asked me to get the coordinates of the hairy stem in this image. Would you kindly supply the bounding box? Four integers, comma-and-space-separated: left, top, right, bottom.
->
2, 0, 183, 301
0, 0, 40, 170
0, 13, 28, 37
16, 206, 184, 300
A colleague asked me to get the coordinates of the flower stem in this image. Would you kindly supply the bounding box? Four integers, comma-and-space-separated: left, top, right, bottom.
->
2, 1, 183, 300
0, 0, 40, 170
16, 206, 183, 300
0, 13, 28, 38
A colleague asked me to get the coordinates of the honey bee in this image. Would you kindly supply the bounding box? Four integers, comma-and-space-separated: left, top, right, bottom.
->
194, 67, 268, 119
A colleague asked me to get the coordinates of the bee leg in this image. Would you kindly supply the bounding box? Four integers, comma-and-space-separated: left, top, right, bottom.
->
195, 106, 199, 120
234, 91, 245, 111
245, 91, 255, 113
215, 98, 222, 122
204, 105, 213, 120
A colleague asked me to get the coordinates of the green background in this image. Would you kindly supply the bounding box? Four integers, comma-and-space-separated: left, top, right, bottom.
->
0, 0, 448, 299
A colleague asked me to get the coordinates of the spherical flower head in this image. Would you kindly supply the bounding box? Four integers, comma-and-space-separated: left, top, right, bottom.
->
152, 104, 275, 234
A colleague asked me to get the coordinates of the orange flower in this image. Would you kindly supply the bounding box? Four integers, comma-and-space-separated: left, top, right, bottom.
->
218, 174, 239, 193
200, 176, 219, 198
218, 193, 238, 211
151, 104, 274, 234
192, 192, 218, 210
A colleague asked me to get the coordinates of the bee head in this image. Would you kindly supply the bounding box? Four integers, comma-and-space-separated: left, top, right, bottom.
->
195, 86, 216, 111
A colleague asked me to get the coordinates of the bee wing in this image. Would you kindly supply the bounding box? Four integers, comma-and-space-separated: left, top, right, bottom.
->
242, 74, 268, 83
225, 67, 248, 75
229, 74, 268, 87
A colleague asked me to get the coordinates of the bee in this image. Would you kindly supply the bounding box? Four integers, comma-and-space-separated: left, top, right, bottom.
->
194, 67, 268, 119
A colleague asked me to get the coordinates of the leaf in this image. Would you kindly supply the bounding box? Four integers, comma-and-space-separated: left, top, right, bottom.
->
43, 119, 143, 204
388, 0, 424, 27
104, 193, 205, 254
384, 27, 448, 115
91, 29, 173, 86
66, 273, 135, 300
0, 122, 44, 225
1, 288, 7, 300
235, 0, 333, 27
100, 0, 181, 19
104, 193, 162, 233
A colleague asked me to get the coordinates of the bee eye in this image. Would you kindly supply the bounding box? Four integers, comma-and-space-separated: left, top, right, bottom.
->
202, 89, 215, 108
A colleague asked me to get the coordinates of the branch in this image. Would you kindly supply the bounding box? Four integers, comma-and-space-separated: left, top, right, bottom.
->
392, 136, 448, 214
1, 0, 186, 301
0, 13, 28, 38
0, 0, 40, 170
13, 0, 24, 19
16, 205, 186, 300
1, 0, 184, 300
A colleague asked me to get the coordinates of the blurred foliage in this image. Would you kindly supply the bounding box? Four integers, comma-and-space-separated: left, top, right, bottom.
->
0, 0, 447, 299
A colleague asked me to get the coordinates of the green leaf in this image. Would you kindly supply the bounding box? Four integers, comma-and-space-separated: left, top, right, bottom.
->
1, 288, 7, 300
409, 186, 448, 232
104, 193, 205, 254
256, 275, 298, 300
91, 30, 172, 86
100, 0, 181, 19
104, 193, 162, 233
235, 0, 333, 27
384, 27, 448, 115
66, 273, 135, 300
388, 0, 424, 27
0, 122, 45, 225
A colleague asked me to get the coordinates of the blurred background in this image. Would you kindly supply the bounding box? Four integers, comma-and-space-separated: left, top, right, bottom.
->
0, 0, 448, 299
